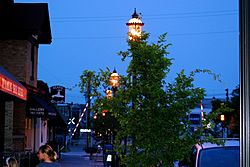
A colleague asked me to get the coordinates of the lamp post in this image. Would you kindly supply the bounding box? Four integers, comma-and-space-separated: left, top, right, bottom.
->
126, 8, 144, 122
124, 9, 144, 162
126, 8, 144, 41
108, 69, 120, 167
220, 114, 226, 137
108, 69, 120, 142
109, 69, 120, 94
106, 88, 113, 99
126, 8, 144, 107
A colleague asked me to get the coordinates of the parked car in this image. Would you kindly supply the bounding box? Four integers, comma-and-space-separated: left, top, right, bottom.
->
184, 139, 240, 167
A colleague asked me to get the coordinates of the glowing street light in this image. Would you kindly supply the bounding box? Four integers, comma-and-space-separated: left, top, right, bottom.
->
93, 113, 97, 120
126, 8, 144, 41
109, 69, 120, 93
220, 114, 225, 122
106, 88, 113, 99
102, 109, 108, 117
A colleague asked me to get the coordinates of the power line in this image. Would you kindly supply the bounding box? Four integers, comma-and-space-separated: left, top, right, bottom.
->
143, 9, 238, 17
51, 10, 238, 23
54, 36, 125, 40
169, 30, 238, 37
51, 9, 238, 19
144, 12, 237, 20
38, 63, 79, 90
53, 30, 238, 40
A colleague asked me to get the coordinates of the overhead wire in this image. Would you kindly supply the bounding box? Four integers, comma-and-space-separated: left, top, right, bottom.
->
51, 9, 238, 22
38, 9, 238, 102
53, 30, 238, 40
38, 63, 81, 96
50, 9, 238, 40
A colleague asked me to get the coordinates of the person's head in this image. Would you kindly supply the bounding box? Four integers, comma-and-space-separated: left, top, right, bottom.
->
37, 144, 57, 162
4, 157, 18, 167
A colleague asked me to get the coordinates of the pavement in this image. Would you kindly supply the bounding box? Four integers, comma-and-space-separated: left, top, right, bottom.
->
59, 138, 104, 167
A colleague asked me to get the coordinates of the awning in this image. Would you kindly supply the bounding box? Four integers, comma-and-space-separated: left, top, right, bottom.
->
0, 66, 27, 100
27, 94, 56, 118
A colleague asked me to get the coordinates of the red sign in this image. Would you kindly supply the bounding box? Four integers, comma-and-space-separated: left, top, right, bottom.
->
0, 74, 27, 100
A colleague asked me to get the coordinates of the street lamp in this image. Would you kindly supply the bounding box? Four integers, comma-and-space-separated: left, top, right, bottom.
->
106, 88, 113, 99
108, 69, 120, 144
220, 114, 226, 138
109, 69, 120, 93
107, 69, 120, 166
126, 8, 144, 41
220, 114, 225, 122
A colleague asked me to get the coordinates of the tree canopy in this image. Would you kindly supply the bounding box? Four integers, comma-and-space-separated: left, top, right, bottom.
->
79, 32, 218, 166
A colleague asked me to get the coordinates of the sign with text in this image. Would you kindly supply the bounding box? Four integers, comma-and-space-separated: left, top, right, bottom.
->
0, 74, 27, 100
80, 129, 91, 133
50, 85, 65, 104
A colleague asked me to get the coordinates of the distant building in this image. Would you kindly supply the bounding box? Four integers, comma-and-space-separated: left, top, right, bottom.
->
55, 103, 86, 140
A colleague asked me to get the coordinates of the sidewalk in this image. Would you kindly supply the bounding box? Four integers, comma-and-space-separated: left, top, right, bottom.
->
59, 138, 104, 167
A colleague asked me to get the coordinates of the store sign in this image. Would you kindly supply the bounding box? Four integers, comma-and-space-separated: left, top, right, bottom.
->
0, 74, 27, 100
27, 94, 57, 118
50, 85, 65, 103
29, 107, 45, 117
80, 129, 91, 133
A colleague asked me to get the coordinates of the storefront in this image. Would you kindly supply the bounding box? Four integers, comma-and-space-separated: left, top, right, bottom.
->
25, 89, 57, 152
0, 66, 27, 152
0, 66, 27, 101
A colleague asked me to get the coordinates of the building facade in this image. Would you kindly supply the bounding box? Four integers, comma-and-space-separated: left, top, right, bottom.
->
0, 66, 27, 152
0, 0, 52, 153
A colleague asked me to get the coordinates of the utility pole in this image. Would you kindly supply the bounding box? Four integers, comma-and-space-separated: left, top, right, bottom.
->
225, 88, 229, 102
86, 74, 91, 149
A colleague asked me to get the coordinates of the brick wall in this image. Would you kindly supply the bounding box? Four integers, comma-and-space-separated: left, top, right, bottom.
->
13, 102, 26, 151
4, 101, 14, 151
0, 39, 39, 152
0, 99, 4, 151
0, 40, 38, 87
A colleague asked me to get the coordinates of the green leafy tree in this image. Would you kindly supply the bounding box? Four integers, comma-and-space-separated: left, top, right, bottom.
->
92, 111, 119, 144
210, 86, 240, 137
79, 33, 219, 166
113, 33, 213, 166
79, 69, 121, 144
229, 86, 240, 136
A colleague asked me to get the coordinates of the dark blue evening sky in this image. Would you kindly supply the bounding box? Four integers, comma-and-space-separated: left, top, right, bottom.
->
16, 0, 239, 104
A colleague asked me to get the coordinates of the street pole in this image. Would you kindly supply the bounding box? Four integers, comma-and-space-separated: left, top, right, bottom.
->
86, 75, 91, 149
109, 69, 120, 167
126, 8, 144, 151
225, 88, 229, 103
